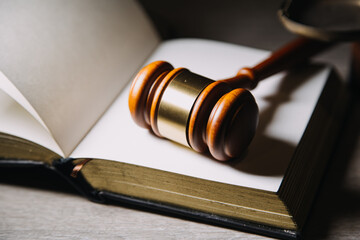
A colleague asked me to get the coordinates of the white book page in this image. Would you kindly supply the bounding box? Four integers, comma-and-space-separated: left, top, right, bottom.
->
0, 88, 62, 156
71, 39, 329, 192
0, 71, 48, 131
0, 0, 159, 157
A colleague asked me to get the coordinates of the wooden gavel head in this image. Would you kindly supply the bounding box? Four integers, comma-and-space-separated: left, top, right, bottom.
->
128, 61, 259, 161
128, 38, 331, 161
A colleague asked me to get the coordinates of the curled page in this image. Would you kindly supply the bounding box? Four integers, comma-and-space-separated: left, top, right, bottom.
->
0, 71, 48, 131
0, 0, 159, 157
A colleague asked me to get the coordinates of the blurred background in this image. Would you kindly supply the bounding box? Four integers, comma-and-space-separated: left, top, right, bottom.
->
139, 0, 352, 78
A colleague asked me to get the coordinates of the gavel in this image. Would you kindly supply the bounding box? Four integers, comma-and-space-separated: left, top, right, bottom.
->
128, 38, 331, 161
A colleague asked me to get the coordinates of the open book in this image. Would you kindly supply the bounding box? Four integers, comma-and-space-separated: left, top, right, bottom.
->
0, 1, 348, 239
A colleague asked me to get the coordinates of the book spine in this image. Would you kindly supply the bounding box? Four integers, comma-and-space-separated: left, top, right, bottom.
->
52, 158, 105, 203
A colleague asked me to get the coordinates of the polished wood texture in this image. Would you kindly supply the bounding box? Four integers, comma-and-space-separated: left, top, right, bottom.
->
129, 63, 259, 161
206, 88, 258, 160
128, 61, 173, 128
188, 81, 231, 153
128, 37, 330, 161
222, 37, 332, 89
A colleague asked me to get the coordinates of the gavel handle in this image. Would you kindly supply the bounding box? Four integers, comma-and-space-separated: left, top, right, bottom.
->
222, 37, 333, 89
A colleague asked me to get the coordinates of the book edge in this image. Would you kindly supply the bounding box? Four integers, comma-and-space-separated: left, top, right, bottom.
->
0, 159, 299, 239
277, 67, 349, 230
